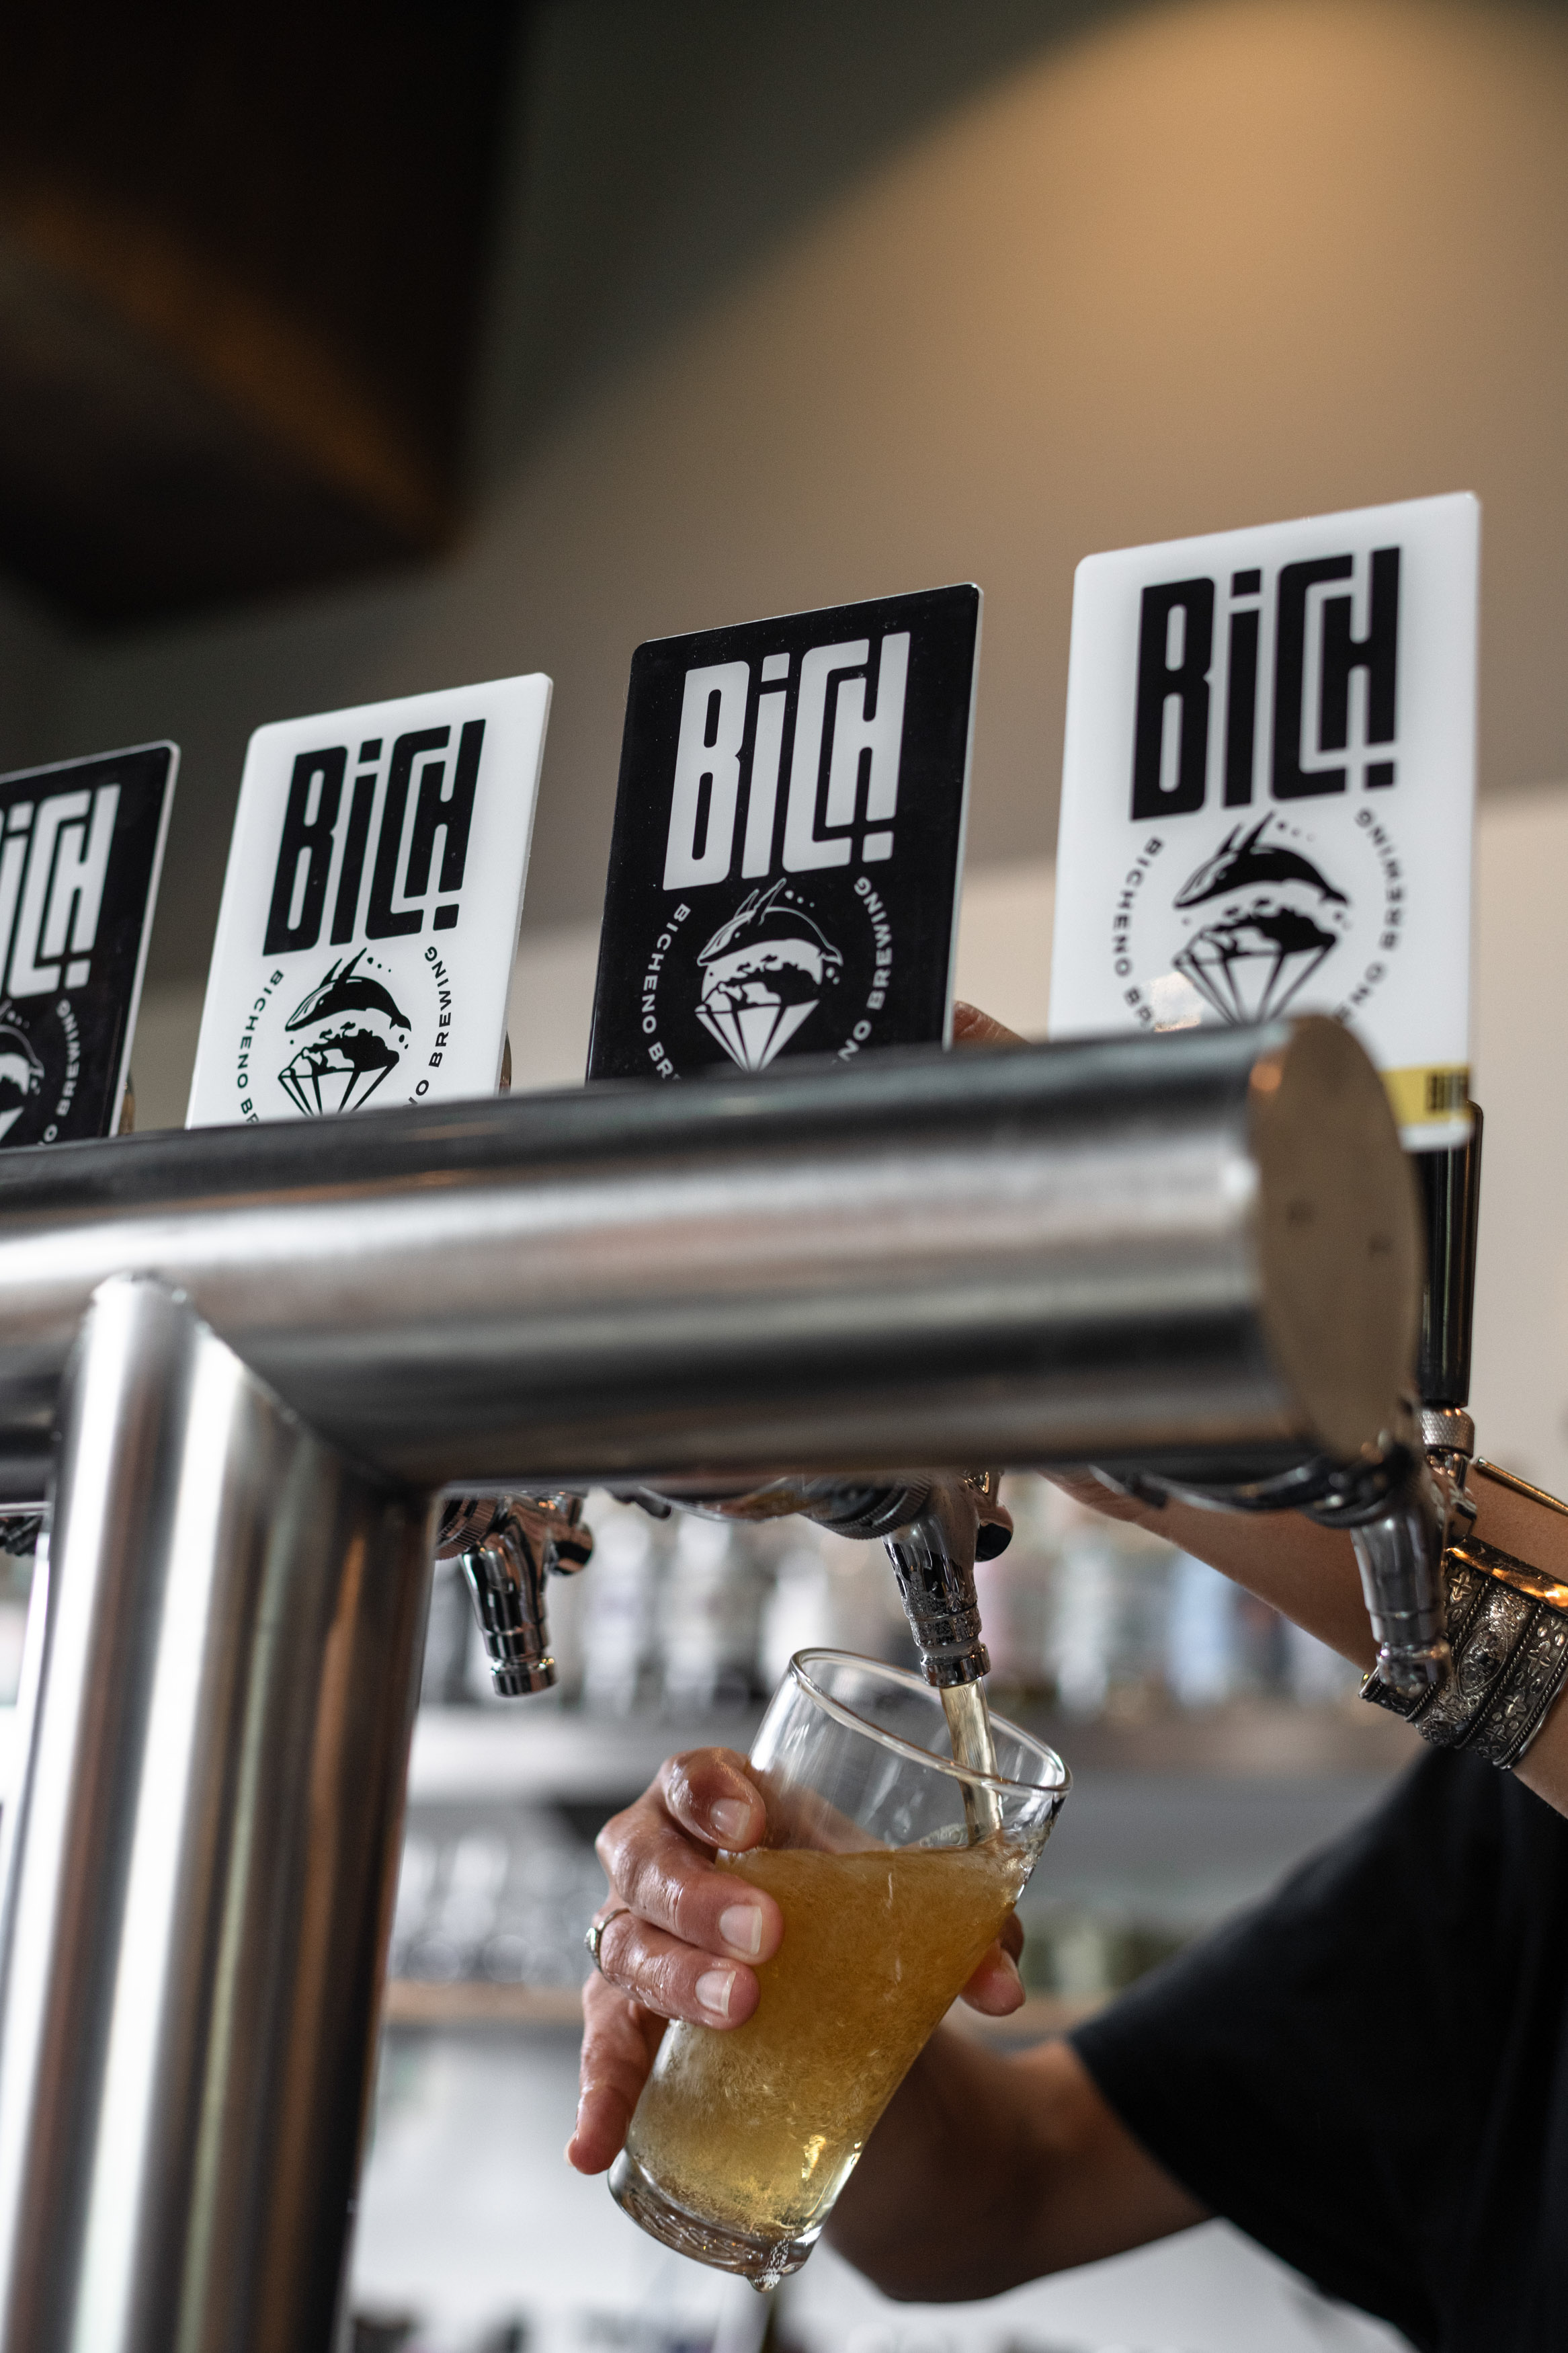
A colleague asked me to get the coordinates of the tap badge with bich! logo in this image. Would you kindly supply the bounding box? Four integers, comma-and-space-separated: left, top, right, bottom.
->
1048, 493, 1479, 1152
186, 676, 550, 1129
587, 586, 981, 1082
0, 744, 175, 1148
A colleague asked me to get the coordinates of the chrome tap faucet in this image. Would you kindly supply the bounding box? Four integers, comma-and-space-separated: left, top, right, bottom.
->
1339, 1097, 1485, 1696
438, 1492, 593, 1694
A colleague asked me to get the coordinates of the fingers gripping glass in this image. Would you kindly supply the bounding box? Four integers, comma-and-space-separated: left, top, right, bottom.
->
609, 1650, 1069, 2288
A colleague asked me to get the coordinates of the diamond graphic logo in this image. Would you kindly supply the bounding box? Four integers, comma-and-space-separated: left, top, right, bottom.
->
0, 1019, 44, 1142
1168, 819, 1348, 1025
693, 881, 843, 1072
276, 949, 412, 1115
1172, 906, 1338, 1023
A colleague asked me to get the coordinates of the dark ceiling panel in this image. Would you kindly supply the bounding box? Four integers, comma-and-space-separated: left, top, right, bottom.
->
0, 0, 522, 625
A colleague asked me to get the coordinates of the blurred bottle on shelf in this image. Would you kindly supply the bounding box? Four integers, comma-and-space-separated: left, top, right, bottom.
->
420, 1559, 474, 1707
390, 1810, 606, 1989
1020, 1485, 1171, 1720
657, 1515, 770, 1716
0, 1544, 33, 1709
578, 1503, 667, 1716
757, 1546, 836, 1687
1018, 1903, 1187, 2004
1165, 1550, 1239, 1709
758, 1529, 915, 1689
1281, 1614, 1362, 1704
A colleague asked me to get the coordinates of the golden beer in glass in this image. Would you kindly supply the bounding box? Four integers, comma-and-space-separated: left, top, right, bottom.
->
610, 1650, 1068, 2285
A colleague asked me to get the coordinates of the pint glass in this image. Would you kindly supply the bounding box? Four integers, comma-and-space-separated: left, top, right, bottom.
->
609, 1650, 1069, 2286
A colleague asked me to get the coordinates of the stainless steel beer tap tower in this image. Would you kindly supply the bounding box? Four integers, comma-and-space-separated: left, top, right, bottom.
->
0, 1016, 1421, 2353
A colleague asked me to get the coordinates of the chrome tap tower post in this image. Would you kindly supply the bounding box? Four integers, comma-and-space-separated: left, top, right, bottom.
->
0, 1018, 1418, 2353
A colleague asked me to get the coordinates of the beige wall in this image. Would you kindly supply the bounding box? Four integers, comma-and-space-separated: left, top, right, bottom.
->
7, 0, 1568, 991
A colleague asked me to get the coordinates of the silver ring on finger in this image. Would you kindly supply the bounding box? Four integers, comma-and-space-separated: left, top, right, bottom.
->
584, 1905, 631, 1974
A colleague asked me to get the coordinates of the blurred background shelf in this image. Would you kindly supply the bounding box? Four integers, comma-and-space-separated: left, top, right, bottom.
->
7, 1480, 1415, 2352
392, 1739, 1405, 2018
409, 1706, 768, 1808
409, 1689, 1411, 1804
389, 1483, 1418, 2022
383, 1981, 587, 2033
381, 1979, 1102, 2044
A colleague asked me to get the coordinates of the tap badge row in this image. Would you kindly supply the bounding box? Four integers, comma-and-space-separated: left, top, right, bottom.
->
0, 489, 1477, 1154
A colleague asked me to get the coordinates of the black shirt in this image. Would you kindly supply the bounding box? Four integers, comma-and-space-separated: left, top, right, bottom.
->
1071, 1751, 1568, 2352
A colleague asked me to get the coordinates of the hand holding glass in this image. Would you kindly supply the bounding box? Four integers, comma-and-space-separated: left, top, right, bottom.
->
609, 1650, 1068, 2286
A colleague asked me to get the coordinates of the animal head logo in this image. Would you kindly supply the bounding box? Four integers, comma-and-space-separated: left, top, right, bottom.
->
0, 1021, 43, 1142
1169, 818, 1349, 1025
694, 879, 844, 1071
277, 949, 412, 1115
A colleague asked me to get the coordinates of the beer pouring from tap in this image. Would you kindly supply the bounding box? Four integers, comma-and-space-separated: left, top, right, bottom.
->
643, 1472, 1013, 1822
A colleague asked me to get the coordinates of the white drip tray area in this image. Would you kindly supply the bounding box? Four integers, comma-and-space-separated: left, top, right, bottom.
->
351, 2022, 1406, 2353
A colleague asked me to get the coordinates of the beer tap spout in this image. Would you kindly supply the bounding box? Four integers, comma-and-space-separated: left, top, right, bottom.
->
804, 1474, 1011, 1689
882, 1499, 991, 1689
438, 1493, 592, 1696
1341, 1460, 1454, 1700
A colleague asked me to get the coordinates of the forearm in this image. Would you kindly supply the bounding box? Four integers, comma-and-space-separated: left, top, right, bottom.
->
1080, 1466, 1568, 1819
827, 2032, 1204, 2300
827, 2030, 1052, 2300
1120, 1492, 1377, 1671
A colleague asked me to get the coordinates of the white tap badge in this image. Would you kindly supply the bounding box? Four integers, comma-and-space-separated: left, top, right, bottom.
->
188, 676, 550, 1127
0, 742, 175, 1146
1048, 493, 1478, 1148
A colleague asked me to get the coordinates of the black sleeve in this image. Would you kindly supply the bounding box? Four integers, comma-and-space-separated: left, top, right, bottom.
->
1069, 1749, 1568, 2353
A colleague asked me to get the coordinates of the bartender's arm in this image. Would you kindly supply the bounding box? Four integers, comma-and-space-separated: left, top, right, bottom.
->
1046, 1463, 1568, 1823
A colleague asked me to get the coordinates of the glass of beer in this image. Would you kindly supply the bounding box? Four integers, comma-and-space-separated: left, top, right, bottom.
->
608, 1649, 1069, 2288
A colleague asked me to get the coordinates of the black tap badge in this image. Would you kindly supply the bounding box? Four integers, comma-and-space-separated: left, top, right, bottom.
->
1049, 493, 1479, 1150
587, 585, 981, 1081
0, 742, 175, 1147
186, 675, 550, 1127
